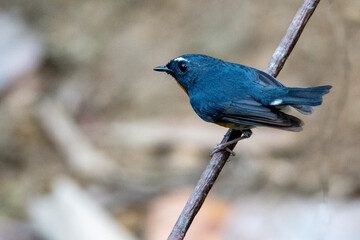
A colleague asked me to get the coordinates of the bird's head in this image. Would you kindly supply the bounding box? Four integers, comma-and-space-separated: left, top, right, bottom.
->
154, 54, 223, 95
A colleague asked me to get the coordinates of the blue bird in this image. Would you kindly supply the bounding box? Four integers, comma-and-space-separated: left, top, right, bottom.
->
154, 54, 331, 154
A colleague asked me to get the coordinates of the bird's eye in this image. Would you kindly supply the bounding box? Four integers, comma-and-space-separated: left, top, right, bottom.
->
179, 62, 188, 72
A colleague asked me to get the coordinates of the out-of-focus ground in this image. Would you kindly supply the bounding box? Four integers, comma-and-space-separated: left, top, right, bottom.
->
0, 0, 359, 239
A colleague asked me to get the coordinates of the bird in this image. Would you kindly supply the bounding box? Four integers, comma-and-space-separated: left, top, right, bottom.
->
154, 54, 332, 155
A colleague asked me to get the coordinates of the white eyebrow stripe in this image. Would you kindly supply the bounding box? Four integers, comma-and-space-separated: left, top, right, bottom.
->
174, 57, 189, 62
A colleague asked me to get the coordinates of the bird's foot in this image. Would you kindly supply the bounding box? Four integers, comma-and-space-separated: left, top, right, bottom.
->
210, 130, 252, 157
211, 146, 236, 157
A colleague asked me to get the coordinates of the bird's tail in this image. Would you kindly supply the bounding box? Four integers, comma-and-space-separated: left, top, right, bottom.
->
279, 85, 332, 114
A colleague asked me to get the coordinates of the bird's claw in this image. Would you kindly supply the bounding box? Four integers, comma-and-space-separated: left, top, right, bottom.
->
210, 145, 236, 157
210, 130, 252, 157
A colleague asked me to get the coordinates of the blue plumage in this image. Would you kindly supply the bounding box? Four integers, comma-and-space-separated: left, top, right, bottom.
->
154, 54, 332, 132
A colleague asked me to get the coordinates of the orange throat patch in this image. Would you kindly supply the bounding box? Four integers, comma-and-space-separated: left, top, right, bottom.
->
176, 81, 189, 96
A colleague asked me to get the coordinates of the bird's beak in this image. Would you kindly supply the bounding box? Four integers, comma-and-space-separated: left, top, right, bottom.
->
154, 65, 171, 72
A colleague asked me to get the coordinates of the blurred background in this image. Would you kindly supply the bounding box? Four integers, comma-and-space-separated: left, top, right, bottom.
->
0, 0, 359, 239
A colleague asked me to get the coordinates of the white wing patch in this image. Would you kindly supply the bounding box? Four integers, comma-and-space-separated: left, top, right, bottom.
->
174, 57, 189, 62
270, 99, 283, 105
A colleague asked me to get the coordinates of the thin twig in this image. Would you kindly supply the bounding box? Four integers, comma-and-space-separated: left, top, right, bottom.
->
167, 0, 321, 239
265, 0, 321, 77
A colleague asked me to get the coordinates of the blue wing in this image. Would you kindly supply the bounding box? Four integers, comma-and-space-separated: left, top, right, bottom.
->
194, 97, 303, 132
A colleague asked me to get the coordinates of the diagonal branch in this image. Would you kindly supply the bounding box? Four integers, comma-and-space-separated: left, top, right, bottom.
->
265, 0, 321, 77
168, 1, 321, 239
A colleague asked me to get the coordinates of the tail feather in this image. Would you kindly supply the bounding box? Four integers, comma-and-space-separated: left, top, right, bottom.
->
279, 85, 332, 114
285, 85, 332, 105
292, 104, 313, 115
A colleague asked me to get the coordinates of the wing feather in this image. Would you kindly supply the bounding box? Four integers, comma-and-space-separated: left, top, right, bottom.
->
199, 97, 303, 131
